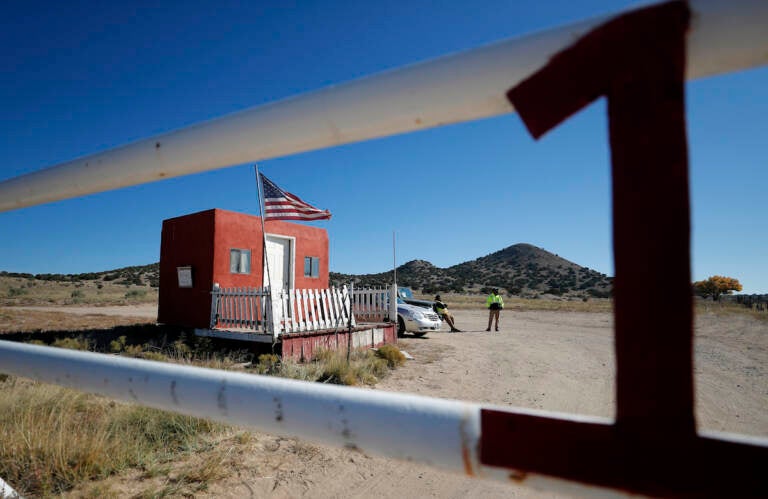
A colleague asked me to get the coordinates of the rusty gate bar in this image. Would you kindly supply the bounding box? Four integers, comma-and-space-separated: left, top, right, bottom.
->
482, 1, 767, 496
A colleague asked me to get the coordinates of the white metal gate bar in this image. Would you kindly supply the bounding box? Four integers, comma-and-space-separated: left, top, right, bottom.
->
0, 340, 492, 479
3, 340, 762, 494
0, 0, 765, 213
0, 475, 20, 499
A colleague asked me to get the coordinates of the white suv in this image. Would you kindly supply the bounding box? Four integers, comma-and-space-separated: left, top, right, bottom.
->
397, 298, 441, 337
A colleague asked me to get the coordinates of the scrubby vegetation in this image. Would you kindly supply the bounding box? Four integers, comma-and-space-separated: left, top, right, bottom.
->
250, 347, 402, 386
0, 265, 159, 307
0, 376, 222, 497
0, 319, 409, 496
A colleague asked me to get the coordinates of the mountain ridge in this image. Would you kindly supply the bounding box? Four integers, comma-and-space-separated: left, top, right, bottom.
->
331, 243, 613, 298
1, 244, 613, 298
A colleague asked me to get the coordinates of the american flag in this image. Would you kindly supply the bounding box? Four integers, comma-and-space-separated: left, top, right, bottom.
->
260, 173, 331, 221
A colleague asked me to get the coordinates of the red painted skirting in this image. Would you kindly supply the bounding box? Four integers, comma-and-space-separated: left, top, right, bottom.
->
279, 324, 396, 362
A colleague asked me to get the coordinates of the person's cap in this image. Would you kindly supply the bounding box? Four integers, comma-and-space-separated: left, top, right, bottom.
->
492, 288, 499, 293
435, 294, 441, 299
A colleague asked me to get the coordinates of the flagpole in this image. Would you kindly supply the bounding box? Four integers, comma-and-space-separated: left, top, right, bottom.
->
392, 231, 397, 287
254, 165, 272, 293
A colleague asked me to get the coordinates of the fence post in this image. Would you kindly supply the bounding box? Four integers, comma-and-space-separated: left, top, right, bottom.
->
209, 283, 221, 328
389, 283, 398, 324
347, 283, 353, 363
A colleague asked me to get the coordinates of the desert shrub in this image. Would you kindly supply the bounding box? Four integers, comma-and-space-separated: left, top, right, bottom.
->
587, 288, 611, 298
7, 287, 28, 297
316, 354, 360, 385
124, 344, 144, 357
109, 335, 127, 353
140, 351, 167, 362
172, 339, 192, 356
312, 349, 388, 386
125, 289, 146, 299
263, 348, 383, 386
254, 353, 281, 375
375, 344, 406, 368
71, 289, 85, 299
52, 337, 90, 351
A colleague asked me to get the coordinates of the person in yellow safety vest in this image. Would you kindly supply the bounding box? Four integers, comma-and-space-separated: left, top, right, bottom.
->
485, 288, 504, 331
433, 295, 461, 333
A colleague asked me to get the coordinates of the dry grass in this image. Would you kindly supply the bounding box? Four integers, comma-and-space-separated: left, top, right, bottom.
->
376, 344, 407, 368
0, 311, 408, 496
695, 299, 768, 322
0, 377, 222, 497
0, 275, 157, 307
251, 347, 395, 386
0, 307, 154, 333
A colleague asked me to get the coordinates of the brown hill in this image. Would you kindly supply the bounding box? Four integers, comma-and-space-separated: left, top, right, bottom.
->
331, 243, 612, 298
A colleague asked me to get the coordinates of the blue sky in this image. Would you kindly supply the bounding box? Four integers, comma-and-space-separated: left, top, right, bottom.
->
1, 0, 766, 293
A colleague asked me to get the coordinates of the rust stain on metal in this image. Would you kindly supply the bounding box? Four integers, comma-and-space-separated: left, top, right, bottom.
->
459, 410, 475, 476
461, 441, 474, 476
415, 117, 423, 125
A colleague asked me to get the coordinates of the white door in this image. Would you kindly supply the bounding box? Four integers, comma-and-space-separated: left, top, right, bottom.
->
265, 235, 292, 291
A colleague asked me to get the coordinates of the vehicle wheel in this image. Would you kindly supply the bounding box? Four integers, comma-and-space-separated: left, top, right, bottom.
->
397, 317, 406, 338
411, 332, 427, 338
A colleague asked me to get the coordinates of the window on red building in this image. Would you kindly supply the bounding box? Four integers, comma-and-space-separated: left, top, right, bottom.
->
229, 249, 251, 274
304, 256, 319, 278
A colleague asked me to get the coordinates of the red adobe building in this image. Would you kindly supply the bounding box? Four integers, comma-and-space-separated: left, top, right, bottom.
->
158, 208, 329, 328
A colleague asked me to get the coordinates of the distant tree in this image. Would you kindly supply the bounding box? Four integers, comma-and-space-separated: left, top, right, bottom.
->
693, 275, 743, 301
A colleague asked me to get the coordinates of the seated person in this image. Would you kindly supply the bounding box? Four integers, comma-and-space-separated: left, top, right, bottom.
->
433, 294, 461, 332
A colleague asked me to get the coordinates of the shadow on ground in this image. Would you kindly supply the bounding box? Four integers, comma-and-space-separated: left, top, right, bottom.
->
0, 324, 276, 359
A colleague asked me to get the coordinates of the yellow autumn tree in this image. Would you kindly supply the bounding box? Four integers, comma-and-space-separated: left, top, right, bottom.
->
692, 275, 743, 301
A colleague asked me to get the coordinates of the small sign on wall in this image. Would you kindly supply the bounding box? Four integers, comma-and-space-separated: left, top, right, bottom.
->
177, 266, 193, 288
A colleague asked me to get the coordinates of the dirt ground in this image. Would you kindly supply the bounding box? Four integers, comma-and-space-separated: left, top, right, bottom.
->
11, 304, 767, 497
202, 308, 763, 499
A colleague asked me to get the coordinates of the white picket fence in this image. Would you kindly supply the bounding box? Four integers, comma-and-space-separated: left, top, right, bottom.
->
209, 285, 271, 330
350, 286, 392, 322
274, 286, 356, 333
209, 284, 395, 337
